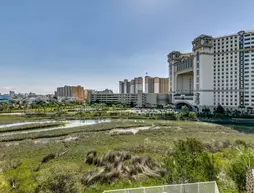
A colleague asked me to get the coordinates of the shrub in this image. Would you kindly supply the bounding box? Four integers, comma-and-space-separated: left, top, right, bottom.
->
229, 161, 247, 192
215, 104, 225, 114
41, 153, 56, 164
188, 112, 197, 120
235, 140, 247, 148
175, 112, 184, 120
36, 165, 83, 193
165, 138, 216, 184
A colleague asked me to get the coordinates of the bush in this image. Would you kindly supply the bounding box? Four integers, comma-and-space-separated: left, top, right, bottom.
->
175, 112, 184, 120
165, 138, 216, 184
188, 112, 197, 120
235, 140, 247, 148
36, 165, 83, 193
42, 153, 56, 164
215, 104, 225, 114
229, 161, 247, 192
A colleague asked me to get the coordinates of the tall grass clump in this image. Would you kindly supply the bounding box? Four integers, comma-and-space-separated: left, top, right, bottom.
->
82, 150, 167, 185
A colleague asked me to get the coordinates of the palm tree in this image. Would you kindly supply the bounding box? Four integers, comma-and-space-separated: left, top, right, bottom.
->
3, 103, 9, 112
0, 103, 3, 111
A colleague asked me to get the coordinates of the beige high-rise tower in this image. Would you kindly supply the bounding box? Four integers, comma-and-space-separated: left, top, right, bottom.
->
145, 76, 169, 93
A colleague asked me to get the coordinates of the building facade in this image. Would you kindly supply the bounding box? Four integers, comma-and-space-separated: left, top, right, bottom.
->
168, 30, 254, 110
55, 85, 85, 102
87, 92, 170, 107
145, 76, 169, 94
119, 77, 143, 94
119, 81, 124, 94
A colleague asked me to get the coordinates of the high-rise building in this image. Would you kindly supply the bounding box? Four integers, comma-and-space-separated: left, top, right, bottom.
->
145, 76, 154, 93
145, 76, 169, 94
119, 81, 124, 94
123, 79, 130, 94
9, 91, 15, 98
135, 77, 143, 93
55, 85, 85, 101
168, 30, 254, 110
130, 79, 135, 93
119, 77, 143, 94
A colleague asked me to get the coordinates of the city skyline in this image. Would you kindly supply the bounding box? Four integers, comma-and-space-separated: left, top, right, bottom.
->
1, 0, 254, 94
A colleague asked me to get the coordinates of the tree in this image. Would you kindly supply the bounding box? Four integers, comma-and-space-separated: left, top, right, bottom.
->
175, 112, 184, 120
247, 107, 253, 114
238, 105, 245, 115
181, 105, 189, 115
229, 145, 254, 192
188, 112, 197, 120
3, 103, 9, 112
202, 107, 211, 117
215, 104, 225, 114
165, 138, 216, 184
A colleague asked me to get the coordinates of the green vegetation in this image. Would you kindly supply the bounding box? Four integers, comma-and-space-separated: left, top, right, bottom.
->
0, 117, 254, 193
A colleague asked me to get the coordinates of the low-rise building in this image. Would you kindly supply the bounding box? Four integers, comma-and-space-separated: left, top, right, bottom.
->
0, 96, 11, 104
87, 91, 171, 107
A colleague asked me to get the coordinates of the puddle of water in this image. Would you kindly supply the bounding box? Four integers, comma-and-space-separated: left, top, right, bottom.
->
0, 119, 111, 136
0, 113, 25, 116
0, 121, 56, 128
110, 126, 152, 135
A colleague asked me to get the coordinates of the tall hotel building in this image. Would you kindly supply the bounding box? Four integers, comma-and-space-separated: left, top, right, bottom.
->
119, 77, 143, 94
145, 76, 169, 94
168, 30, 254, 109
55, 85, 85, 102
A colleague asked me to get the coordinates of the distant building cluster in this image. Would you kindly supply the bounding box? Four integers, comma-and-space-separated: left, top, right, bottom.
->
119, 77, 143, 94
86, 76, 170, 107
3, 29, 254, 110
0, 91, 55, 105
118, 76, 168, 94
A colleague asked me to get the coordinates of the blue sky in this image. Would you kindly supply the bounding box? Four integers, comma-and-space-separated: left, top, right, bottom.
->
1, 0, 254, 94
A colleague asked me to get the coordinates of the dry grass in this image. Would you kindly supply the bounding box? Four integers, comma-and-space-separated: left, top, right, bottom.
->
82, 150, 166, 185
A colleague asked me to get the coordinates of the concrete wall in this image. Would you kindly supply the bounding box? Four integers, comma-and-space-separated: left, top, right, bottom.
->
157, 94, 170, 105
199, 50, 214, 106
145, 94, 157, 107
176, 74, 193, 93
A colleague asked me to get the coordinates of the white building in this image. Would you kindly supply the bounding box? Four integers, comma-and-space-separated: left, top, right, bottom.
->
87, 92, 170, 108
168, 30, 254, 110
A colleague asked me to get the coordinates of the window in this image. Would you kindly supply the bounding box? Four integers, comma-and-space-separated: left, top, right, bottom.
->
196, 52, 200, 61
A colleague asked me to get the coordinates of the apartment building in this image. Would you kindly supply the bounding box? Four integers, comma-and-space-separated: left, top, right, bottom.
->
119, 77, 143, 94
168, 30, 254, 110
55, 85, 85, 102
145, 76, 169, 94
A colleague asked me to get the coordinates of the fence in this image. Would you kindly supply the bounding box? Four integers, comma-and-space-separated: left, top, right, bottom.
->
103, 181, 220, 193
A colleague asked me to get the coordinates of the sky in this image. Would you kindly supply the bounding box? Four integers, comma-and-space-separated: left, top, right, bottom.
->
1, 0, 254, 94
